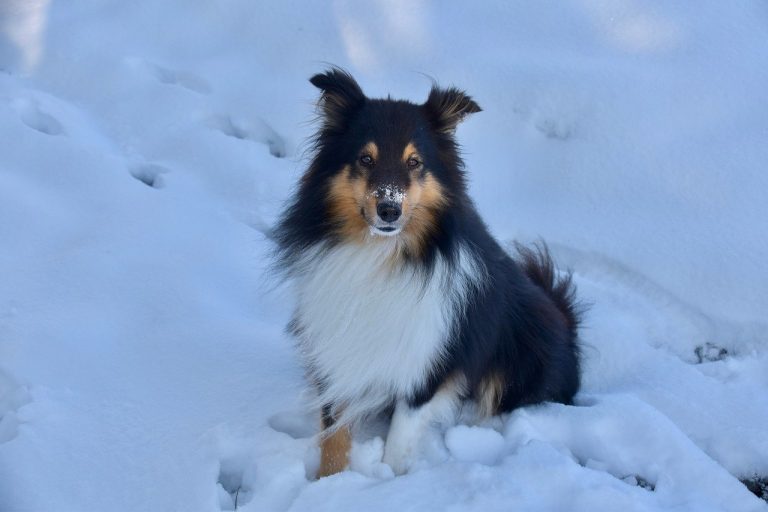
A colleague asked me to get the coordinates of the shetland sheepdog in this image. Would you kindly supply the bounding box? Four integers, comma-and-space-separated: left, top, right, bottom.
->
274, 68, 581, 477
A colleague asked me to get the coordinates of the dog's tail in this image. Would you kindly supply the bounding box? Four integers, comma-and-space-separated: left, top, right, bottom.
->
515, 242, 581, 338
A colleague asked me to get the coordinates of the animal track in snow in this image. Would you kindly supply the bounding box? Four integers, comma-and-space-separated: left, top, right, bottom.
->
621, 474, 656, 491
534, 117, 574, 140
17, 100, 65, 136
136, 59, 212, 95
694, 342, 728, 363
510, 94, 582, 141
209, 114, 287, 158
129, 163, 170, 189
210, 426, 311, 511
580, 457, 656, 492
217, 459, 251, 511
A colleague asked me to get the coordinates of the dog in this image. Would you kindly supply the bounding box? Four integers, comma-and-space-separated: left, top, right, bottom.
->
274, 68, 581, 477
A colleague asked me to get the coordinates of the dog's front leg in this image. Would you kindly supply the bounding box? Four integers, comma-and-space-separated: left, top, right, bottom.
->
317, 404, 351, 478
382, 399, 431, 475
383, 381, 462, 475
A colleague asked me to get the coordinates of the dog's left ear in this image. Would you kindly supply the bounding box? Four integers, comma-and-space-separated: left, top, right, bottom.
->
424, 86, 482, 134
310, 68, 366, 131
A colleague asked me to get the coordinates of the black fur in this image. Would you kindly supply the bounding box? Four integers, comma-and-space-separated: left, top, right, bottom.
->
275, 68, 581, 419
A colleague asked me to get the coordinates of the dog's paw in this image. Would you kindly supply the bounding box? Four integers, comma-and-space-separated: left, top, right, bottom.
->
382, 439, 415, 475
381, 450, 410, 475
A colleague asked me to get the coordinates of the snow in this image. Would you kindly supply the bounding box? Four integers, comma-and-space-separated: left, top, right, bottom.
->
372, 185, 407, 204
445, 425, 505, 466
1, 1, 767, 511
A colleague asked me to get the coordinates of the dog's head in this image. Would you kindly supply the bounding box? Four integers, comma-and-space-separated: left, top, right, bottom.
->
309, 68, 480, 252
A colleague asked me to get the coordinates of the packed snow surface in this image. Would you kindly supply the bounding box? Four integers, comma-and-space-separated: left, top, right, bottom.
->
1, 1, 767, 511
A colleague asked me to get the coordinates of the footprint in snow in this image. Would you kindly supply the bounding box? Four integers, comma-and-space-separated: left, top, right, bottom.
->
208, 114, 287, 158
216, 457, 253, 511
694, 342, 728, 364
621, 474, 656, 491
129, 163, 171, 189
17, 100, 65, 136
126, 58, 213, 95
216, 451, 256, 510
581, 458, 656, 492
534, 116, 574, 141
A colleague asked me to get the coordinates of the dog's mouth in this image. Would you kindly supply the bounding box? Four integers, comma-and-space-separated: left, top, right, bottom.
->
369, 224, 402, 237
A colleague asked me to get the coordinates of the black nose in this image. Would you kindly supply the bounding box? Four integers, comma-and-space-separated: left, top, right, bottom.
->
376, 201, 401, 223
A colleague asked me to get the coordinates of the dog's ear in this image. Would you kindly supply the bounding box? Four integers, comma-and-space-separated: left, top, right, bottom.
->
424, 85, 481, 134
310, 68, 366, 130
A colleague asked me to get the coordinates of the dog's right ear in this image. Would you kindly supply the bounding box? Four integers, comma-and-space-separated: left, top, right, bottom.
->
310, 68, 366, 130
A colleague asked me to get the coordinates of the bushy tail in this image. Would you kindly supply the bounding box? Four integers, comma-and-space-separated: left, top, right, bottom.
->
515, 242, 582, 337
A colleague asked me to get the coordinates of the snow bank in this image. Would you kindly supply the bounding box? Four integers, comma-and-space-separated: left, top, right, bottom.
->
1, 1, 766, 511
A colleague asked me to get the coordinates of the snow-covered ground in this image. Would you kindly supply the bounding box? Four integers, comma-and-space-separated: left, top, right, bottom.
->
1, 1, 767, 511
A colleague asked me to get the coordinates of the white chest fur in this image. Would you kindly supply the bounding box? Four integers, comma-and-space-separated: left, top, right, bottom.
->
293, 240, 483, 417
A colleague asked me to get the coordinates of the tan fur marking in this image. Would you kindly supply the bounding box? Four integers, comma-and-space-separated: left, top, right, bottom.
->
441, 372, 468, 398
317, 424, 352, 478
327, 166, 368, 241
401, 173, 447, 257
361, 141, 379, 161
477, 372, 505, 417
401, 142, 419, 163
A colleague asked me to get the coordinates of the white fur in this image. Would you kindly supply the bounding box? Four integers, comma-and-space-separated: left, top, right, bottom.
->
383, 377, 466, 474
292, 238, 485, 423
369, 225, 401, 237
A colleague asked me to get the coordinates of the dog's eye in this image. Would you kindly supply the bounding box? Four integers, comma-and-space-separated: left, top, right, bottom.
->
406, 157, 421, 169
359, 155, 374, 167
